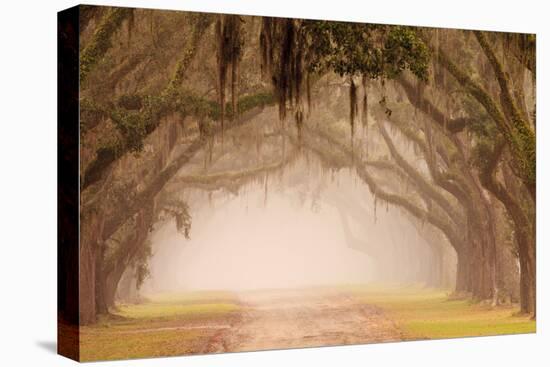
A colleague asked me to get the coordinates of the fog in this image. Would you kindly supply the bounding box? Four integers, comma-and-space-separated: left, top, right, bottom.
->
142, 153, 443, 294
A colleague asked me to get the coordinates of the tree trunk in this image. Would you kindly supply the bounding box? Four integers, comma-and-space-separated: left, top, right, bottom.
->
94, 242, 110, 315
518, 239, 536, 315
79, 209, 104, 325
104, 266, 124, 310
455, 250, 470, 295
470, 228, 495, 300
95, 200, 156, 313
95, 266, 108, 315
79, 239, 96, 325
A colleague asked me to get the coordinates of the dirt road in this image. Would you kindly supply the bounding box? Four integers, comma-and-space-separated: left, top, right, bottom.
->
206, 288, 403, 353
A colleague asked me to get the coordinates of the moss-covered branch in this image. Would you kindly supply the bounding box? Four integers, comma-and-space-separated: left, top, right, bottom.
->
80, 7, 134, 83
426, 32, 535, 202
474, 31, 536, 201
167, 14, 214, 93
168, 151, 298, 194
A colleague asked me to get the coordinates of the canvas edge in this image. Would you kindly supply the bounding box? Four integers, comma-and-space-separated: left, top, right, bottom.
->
57, 4, 81, 362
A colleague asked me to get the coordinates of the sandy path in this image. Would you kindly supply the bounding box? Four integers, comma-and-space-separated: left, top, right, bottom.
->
206, 288, 403, 353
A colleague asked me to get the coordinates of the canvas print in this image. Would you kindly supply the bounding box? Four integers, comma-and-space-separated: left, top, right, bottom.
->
57, 4, 536, 362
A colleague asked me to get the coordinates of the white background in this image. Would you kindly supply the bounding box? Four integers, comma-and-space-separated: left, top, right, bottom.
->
0, 0, 548, 365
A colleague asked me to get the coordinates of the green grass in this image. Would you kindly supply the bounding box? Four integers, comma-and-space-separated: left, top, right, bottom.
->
117, 299, 239, 320
79, 328, 207, 361
79, 290, 241, 362
346, 284, 536, 340
142, 290, 237, 305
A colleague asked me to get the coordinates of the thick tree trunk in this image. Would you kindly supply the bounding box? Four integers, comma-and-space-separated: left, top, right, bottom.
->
117, 268, 141, 304
95, 200, 156, 314
483, 236, 498, 302
97, 257, 128, 313
455, 250, 470, 295
469, 228, 495, 300
95, 266, 108, 315
94, 243, 110, 315
79, 240, 96, 325
79, 209, 105, 325
518, 240, 536, 316
104, 266, 124, 310
455, 237, 492, 300
116, 268, 135, 303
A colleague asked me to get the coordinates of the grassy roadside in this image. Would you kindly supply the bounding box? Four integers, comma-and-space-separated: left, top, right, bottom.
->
346, 284, 535, 340
79, 291, 241, 361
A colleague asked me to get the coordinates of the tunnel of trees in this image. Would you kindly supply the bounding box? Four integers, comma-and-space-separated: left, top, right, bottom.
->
62, 6, 536, 326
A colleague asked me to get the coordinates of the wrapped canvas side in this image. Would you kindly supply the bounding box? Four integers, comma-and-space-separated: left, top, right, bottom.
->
57, 5, 80, 362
